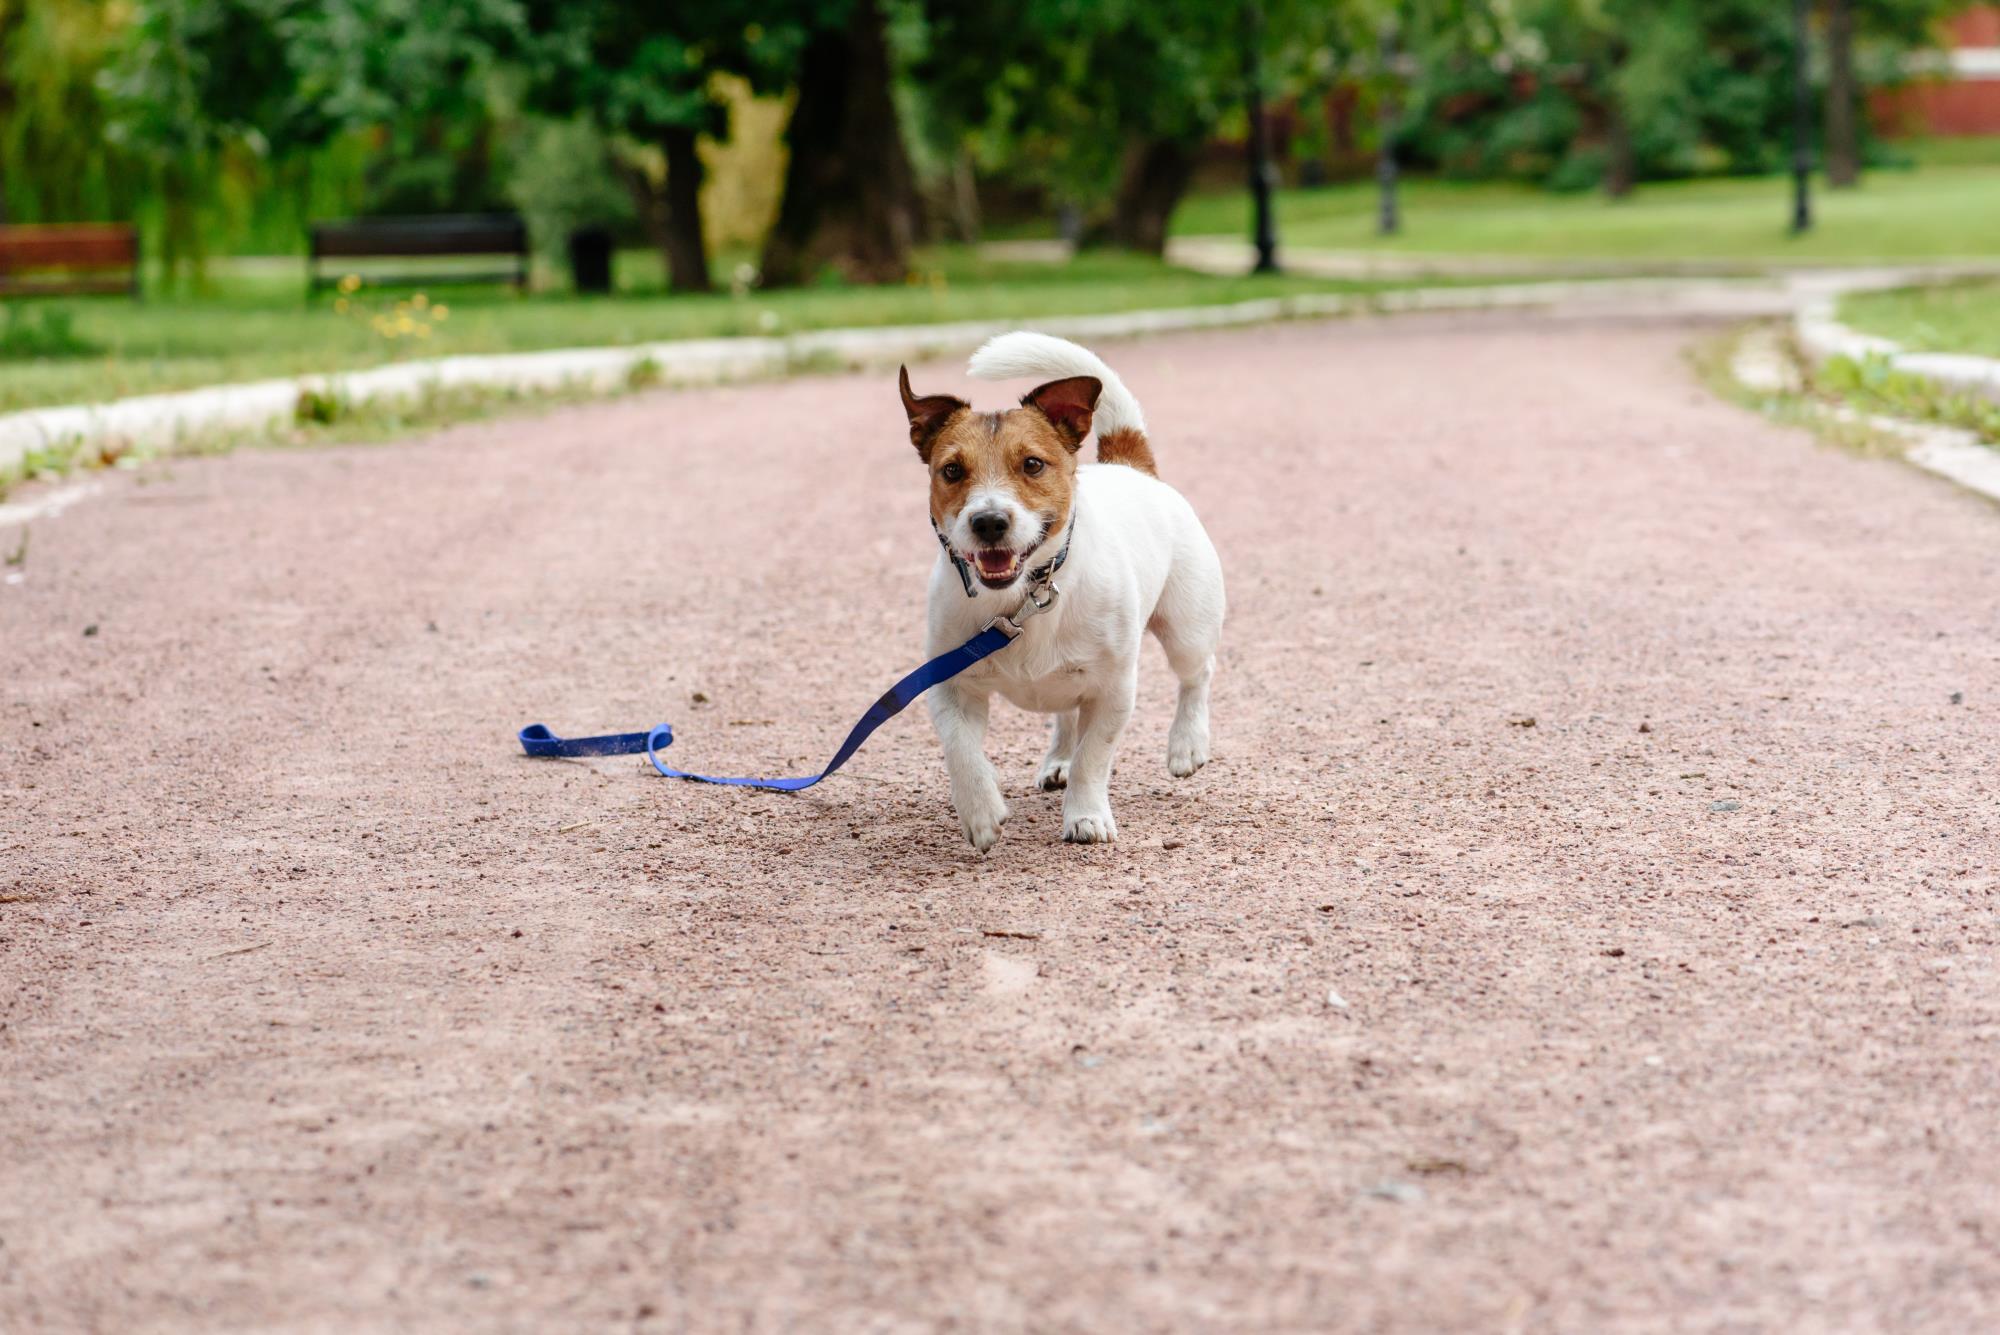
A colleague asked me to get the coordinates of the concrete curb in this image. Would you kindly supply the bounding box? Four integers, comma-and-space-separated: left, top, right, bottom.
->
1, 276, 1802, 483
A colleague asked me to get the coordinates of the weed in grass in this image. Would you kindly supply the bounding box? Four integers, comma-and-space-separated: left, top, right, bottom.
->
626, 355, 663, 390
1703, 327, 2000, 458
296, 385, 344, 425
0, 306, 99, 360
1697, 329, 1903, 457
21, 437, 86, 479
1815, 354, 2000, 445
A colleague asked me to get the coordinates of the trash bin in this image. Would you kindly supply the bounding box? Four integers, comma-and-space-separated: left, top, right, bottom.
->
568, 226, 613, 295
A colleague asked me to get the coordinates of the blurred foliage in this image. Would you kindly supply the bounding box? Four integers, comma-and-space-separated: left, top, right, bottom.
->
0, 0, 1982, 290
519, 0, 801, 140
0, 0, 137, 224
1391, 0, 1971, 190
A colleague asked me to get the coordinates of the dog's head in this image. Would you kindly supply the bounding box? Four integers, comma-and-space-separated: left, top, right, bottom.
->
898, 365, 1099, 591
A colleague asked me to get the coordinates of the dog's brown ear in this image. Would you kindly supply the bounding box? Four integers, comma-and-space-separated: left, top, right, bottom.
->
1022, 375, 1101, 451
900, 365, 968, 463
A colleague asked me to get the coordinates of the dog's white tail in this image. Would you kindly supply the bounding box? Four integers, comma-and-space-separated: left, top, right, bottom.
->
968, 331, 1157, 474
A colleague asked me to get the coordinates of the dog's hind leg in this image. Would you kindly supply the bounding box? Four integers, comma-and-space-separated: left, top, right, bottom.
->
1037, 710, 1078, 791
1152, 573, 1222, 779
1163, 647, 1213, 778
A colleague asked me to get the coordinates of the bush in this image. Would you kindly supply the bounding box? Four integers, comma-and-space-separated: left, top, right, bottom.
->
503, 118, 637, 260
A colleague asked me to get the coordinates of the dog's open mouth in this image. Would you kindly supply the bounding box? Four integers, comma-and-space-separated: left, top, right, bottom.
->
971, 548, 1023, 589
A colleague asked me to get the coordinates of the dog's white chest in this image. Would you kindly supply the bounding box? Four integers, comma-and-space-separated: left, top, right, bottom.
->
946, 612, 1104, 714
989, 661, 1093, 714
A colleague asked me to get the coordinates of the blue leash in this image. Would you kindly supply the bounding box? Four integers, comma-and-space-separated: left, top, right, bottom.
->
518, 582, 1059, 792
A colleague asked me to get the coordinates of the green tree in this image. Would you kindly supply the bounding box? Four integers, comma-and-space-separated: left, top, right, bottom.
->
1825, 0, 1973, 187
0, 0, 135, 225
1398, 0, 1801, 191
1345, 0, 1505, 232
920, 0, 1348, 255
104, 0, 518, 282
757, 0, 920, 286
520, 1, 801, 294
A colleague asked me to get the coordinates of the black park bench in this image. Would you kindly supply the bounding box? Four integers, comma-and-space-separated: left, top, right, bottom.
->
0, 223, 141, 299
308, 214, 529, 296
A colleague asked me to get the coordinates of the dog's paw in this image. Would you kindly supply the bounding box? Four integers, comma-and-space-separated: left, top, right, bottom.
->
957, 785, 1010, 852
1061, 805, 1117, 845
1166, 737, 1209, 778
1036, 756, 1070, 791
1167, 721, 1210, 778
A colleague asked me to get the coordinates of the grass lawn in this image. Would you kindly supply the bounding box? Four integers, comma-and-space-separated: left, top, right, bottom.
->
0, 248, 1395, 415
1839, 281, 2000, 358
1168, 139, 2000, 263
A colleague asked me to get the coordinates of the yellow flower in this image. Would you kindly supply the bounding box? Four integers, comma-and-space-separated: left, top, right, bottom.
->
334, 298, 349, 314
396, 315, 416, 333
339, 274, 362, 294
411, 293, 429, 310
431, 305, 449, 321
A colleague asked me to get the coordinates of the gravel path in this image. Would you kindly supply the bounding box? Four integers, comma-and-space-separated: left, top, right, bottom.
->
4, 314, 1997, 1332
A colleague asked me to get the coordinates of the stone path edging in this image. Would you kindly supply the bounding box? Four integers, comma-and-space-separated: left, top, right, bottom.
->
0, 277, 1798, 484
6, 260, 1997, 507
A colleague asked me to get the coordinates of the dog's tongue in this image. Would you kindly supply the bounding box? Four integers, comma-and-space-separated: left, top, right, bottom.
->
976, 551, 1015, 576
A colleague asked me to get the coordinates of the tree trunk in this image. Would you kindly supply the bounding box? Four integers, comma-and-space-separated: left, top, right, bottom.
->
759, 0, 916, 287
661, 124, 712, 293
1108, 137, 1198, 256
1603, 98, 1636, 198
949, 149, 980, 244
1595, 36, 1637, 199
616, 159, 671, 288
1376, 29, 1400, 236
1825, 0, 1860, 188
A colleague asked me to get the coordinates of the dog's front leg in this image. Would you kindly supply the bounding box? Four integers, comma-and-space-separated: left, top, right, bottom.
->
929, 682, 1008, 851
1061, 669, 1137, 844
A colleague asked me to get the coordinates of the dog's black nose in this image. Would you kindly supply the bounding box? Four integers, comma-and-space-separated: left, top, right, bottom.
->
969, 510, 1011, 545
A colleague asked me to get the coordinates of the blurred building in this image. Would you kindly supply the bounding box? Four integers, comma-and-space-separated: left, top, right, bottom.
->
1875, 6, 2000, 135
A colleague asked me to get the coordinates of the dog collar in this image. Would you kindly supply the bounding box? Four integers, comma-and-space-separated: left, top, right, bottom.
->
933, 514, 1075, 599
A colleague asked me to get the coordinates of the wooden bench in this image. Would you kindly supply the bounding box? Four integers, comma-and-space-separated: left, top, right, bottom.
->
0, 223, 141, 298
308, 214, 529, 295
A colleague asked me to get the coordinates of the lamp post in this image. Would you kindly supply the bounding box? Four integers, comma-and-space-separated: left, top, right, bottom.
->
1791, 0, 1814, 234
1245, 2, 1280, 272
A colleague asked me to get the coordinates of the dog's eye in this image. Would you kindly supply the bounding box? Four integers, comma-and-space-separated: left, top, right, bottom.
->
939, 462, 965, 484
1022, 457, 1045, 476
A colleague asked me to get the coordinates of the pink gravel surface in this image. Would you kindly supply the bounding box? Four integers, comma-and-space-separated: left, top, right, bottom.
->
3, 314, 1998, 1333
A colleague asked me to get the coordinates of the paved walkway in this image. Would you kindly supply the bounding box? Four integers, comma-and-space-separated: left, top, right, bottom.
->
4, 313, 1997, 1330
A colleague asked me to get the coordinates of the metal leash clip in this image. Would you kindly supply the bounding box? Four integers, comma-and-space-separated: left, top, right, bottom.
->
989, 580, 1060, 639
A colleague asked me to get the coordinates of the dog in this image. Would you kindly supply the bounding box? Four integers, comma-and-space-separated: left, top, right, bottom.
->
899, 332, 1225, 848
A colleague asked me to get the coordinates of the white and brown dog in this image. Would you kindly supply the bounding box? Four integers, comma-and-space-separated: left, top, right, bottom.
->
899, 332, 1224, 848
